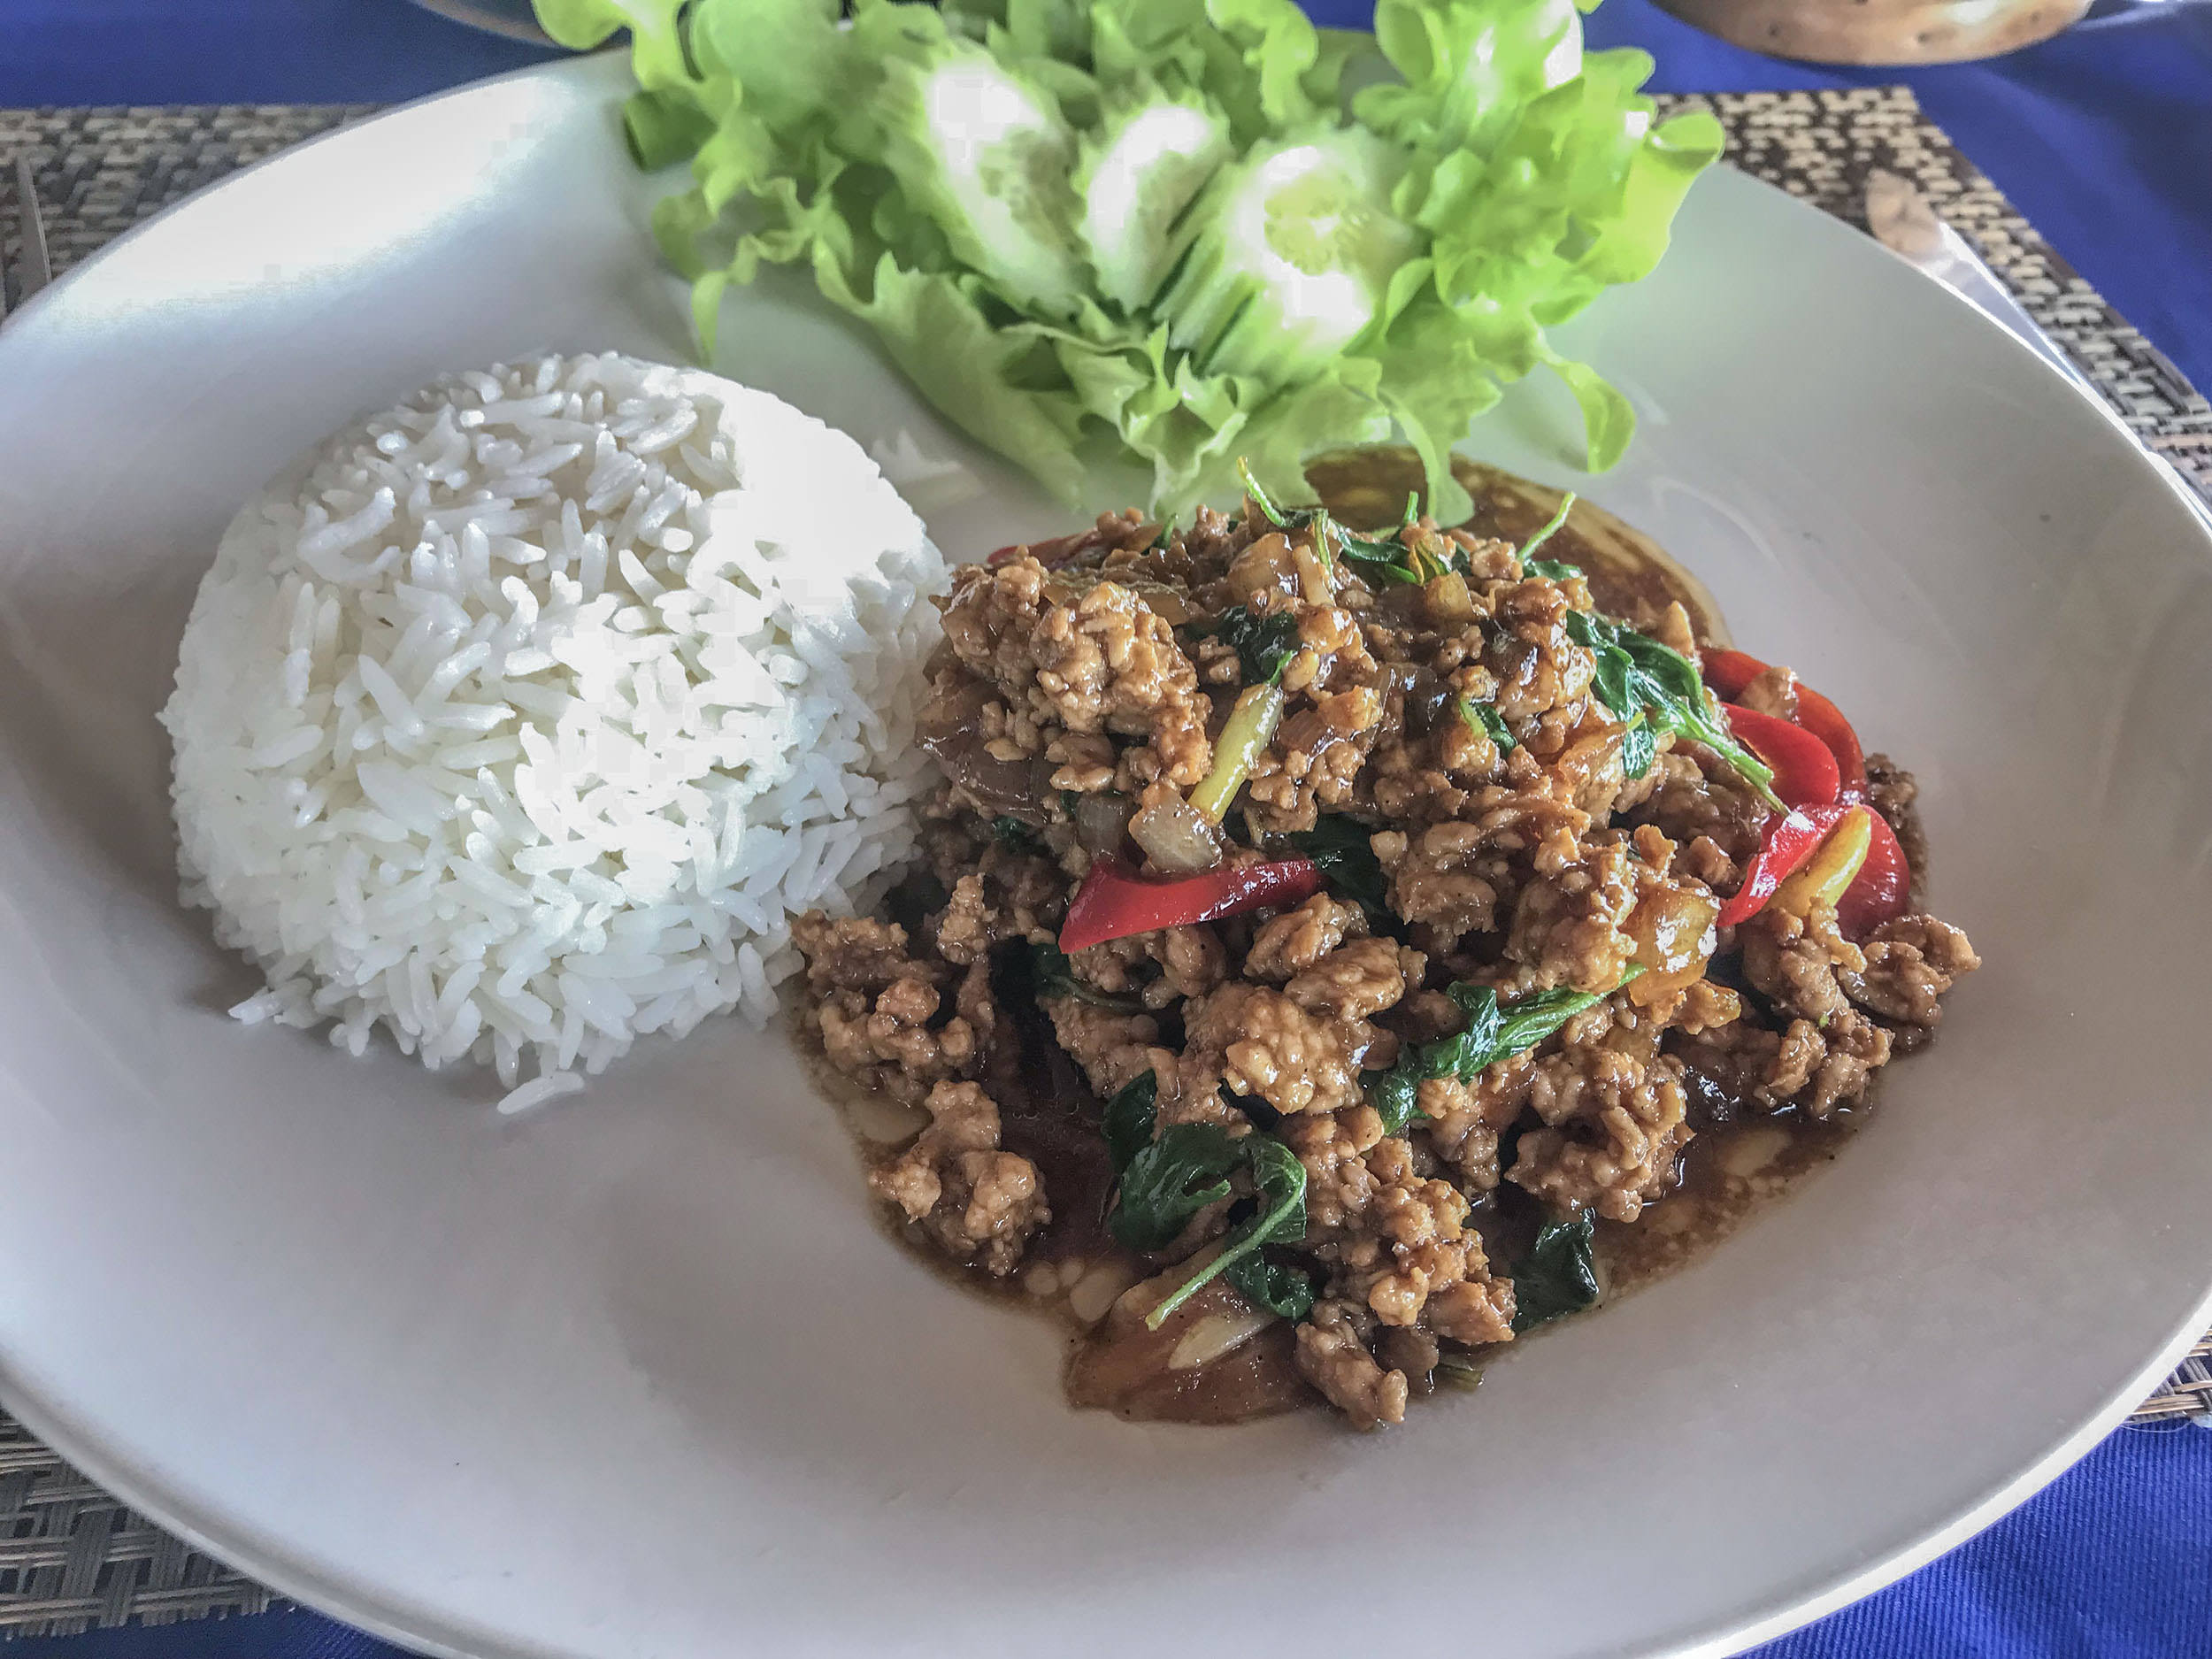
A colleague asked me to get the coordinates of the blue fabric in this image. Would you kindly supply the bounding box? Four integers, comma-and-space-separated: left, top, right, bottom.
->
3, 2, 2208, 1655
0, 1425, 2203, 1657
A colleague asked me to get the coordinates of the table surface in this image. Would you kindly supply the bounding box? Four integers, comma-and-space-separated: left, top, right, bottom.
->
3, 3, 2210, 1657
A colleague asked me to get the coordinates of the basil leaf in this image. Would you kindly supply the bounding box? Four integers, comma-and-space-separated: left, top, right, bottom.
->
1225, 1253, 1316, 1323
1333, 526, 1425, 586
1364, 970, 1641, 1134
1027, 941, 1142, 1014
992, 815, 1040, 851
1112, 1124, 1244, 1253
1509, 1210, 1602, 1333
1458, 695, 1517, 754
1523, 557, 1578, 582
1619, 713, 1655, 780
1560, 611, 1780, 809
1286, 815, 1390, 921
1237, 457, 1296, 529
1517, 493, 1577, 568
1102, 1071, 1159, 1174
1208, 604, 1300, 687
1145, 1133, 1310, 1329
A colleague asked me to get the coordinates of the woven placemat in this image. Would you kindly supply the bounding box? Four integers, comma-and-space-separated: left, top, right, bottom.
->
0, 85, 2207, 1640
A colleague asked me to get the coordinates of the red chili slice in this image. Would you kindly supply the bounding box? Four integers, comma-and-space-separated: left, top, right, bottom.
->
1717, 803, 1852, 928
1722, 702, 1840, 810
1703, 648, 1867, 797
1835, 810, 1911, 937
1058, 856, 1325, 954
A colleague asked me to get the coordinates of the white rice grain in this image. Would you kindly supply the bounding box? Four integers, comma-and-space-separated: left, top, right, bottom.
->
161, 351, 947, 1107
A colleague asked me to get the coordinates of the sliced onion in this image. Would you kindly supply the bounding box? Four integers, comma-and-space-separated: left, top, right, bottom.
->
1074, 791, 1136, 855
1128, 797, 1224, 875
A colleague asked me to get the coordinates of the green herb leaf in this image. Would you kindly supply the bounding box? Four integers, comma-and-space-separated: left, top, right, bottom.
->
1144, 1133, 1310, 1328
1517, 492, 1578, 570
1365, 969, 1641, 1134
1560, 610, 1782, 809
1111, 1123, 1246, 1253
1509, 1210, 1601, 1333
1028, 941, 1143, 1013
1209, 603, 1301, 687
1286, 815, 1390, 920
992, 815, 1041, 852
1332, 525, 1427, 586
1457, 695, 1517, 754
1102, 1071, 1159, 1174
1224, 1253, 1317, 1322
1619, 713, 1655, 779
1236, 457, 1296, 529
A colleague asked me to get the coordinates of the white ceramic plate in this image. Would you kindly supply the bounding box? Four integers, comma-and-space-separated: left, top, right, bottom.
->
1, 55, 2208, 1659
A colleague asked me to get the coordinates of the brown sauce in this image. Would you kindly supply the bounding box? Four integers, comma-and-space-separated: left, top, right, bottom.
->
1303, 446, 1735, 648
797, 446, 1915, 1425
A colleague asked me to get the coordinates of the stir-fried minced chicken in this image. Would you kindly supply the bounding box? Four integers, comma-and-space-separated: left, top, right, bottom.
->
795, 497, 1979, 1428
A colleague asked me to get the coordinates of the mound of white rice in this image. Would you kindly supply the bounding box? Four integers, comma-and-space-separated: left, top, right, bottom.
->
161, 351, 946, 1111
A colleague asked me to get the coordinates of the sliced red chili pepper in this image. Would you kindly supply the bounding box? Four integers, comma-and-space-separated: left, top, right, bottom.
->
1835, 810, 1910, 937
1058, 856, 1324, 954
1792, 683, 1866, 799
1703, 648, 1867, 798
1722, 703, 1840, 810
1717, 803, 1851, 928
1698, 648, 1765, 702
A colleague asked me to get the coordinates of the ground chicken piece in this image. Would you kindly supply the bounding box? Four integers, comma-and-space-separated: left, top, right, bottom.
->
1185, 972, 1393, 1117
1374, 792, 1591, 946
1504, 832, 1640, 994
1675, 1003, 1893, 1118
1862, 754, 1930, 896
1282, 1108, 1386, 1232
1839, 914, 1980, 1026
1674, 833, 1740, 895
936, 557, 1213, 791
1411, 1058, 1535, 1192
1311, 1156, 1520, 1340
1244, 600, 1388, 833
931, 844, 1067, 966
1740, 902, 1865, 1025
1632, 750, 1769, 865
1375, 823, 1498, 941
1285, 936, 1418, 1021
1509, 1043, 1693, 1222
1071, 925, 1231, 1008
793, 913, 933, 998
1426, 1276, 1517, 1348
793, 914, 976, 1105
1802, 1011, 1892, 1118
1486, 577, 1599, 726
811, 973, 980, 1105
870, 1081, 1047, 1277
1242, 893, 1365, 981
1295, 1301, 1408, 1429
1043, 996, 1164, 1100
1375, 1325, 1441, 1382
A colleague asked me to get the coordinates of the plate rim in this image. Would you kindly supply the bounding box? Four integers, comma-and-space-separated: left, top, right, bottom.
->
2, 51, 2208, 1659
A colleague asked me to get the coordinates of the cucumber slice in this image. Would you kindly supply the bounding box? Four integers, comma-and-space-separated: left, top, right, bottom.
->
1077, 91, 1233, 312
874, 38, 1085, 317
1159, 127, 1419, 382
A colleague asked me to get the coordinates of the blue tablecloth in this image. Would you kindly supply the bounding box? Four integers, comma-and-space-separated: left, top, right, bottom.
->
4, 3, 2209, 1655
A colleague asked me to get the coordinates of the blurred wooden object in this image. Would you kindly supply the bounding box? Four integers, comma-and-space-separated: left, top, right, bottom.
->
1650, 0, 2093, 64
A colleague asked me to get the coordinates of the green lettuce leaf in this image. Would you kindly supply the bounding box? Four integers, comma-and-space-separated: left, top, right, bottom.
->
539, 0, 1719, 518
